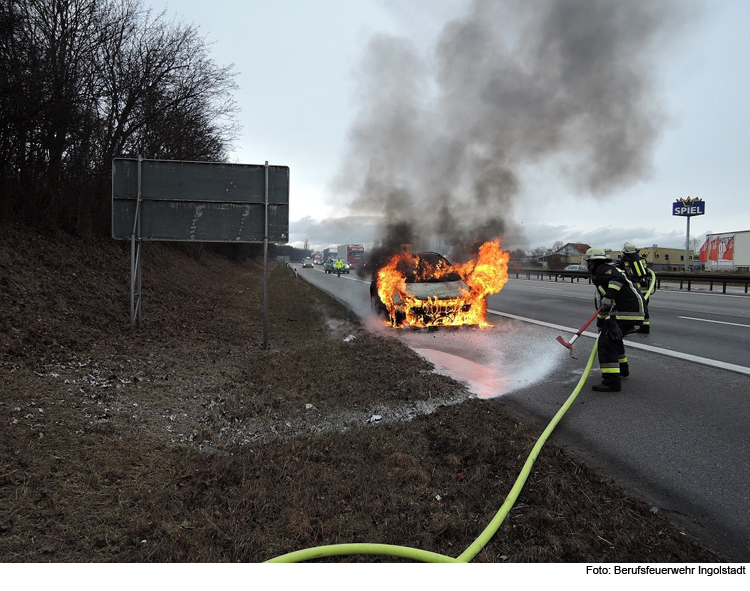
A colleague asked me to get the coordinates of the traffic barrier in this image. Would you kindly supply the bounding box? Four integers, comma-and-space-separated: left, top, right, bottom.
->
513, 269, 750, 293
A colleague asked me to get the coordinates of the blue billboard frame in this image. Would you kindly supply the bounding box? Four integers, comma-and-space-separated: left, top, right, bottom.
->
672, 197, 705, 217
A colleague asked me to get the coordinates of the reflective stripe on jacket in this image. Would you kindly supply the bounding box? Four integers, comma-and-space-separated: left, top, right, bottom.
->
593, 262, 644, 323
618, 256, 656, 302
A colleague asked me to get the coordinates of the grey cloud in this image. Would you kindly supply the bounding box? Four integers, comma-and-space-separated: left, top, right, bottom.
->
290, 215, 382, 251
524, 224, 695, 251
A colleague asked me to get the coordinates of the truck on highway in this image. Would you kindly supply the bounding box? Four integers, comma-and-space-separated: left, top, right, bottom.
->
323, 247, 337, 264
337, 244, 365, 270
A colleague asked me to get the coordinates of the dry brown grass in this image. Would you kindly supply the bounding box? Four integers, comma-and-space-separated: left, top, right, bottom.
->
0, 224, 724, 562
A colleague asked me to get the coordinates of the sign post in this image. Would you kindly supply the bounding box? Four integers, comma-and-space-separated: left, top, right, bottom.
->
263, 161, 270, 350
672, 197, 705, 272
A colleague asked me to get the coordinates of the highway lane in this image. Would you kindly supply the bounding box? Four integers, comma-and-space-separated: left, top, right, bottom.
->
486, 277, 750, 560
488, 278, 750, 370
293, 263, 750, 560
293, 265, 575, 397
297, 265, 750, 373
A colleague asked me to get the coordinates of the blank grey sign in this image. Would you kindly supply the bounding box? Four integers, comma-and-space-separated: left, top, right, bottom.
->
112, 158, 289, 243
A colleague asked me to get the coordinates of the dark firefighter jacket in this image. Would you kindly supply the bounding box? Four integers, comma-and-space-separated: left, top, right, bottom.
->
592, 261, 645, 325
618, 253, 656, 301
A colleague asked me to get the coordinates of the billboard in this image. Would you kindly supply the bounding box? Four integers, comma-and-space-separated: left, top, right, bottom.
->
112, 158, 289, 243
714, 234, 735, 261
672, 196, 705, 217
699, 237, 709, 263
702, 234, 736, 263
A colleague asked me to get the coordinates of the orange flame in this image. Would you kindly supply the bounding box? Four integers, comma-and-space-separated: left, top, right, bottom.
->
375, 240, 510, 328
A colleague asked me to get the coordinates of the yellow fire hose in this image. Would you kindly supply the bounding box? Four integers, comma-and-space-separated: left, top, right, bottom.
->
266, 337, 600, 563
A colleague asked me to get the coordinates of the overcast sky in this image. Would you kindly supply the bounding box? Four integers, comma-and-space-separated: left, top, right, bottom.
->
149, 0, 749, 253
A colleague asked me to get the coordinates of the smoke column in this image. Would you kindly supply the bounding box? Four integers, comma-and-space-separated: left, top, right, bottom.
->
334, 0, 695, 257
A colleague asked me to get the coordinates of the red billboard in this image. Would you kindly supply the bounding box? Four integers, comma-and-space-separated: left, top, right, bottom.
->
699, 238, 709, 263
709, 237, 720, 261
720, 235, 735, 261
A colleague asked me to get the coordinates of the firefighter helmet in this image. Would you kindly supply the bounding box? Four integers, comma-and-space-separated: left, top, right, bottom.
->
623, 243, 638, 254
583, 247, 610, 261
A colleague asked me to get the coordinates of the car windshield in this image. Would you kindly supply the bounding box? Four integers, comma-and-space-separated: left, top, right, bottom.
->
399, 252, 462, 283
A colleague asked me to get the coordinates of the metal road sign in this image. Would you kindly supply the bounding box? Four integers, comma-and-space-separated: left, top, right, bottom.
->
112, 158, 289, 242
111, 157, 289, 344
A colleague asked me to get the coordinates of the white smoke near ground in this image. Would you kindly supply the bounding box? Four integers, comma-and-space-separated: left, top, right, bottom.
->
333, 0, 697, 255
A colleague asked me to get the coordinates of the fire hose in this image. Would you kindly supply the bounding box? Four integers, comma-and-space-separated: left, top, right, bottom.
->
265, 336, 601, 563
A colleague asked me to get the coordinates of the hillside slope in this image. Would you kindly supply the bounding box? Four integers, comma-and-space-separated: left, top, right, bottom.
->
0, 224, 723, 562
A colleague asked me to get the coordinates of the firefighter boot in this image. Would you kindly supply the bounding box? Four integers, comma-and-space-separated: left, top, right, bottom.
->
637, 324, 650, 334
592, 375, 621, 392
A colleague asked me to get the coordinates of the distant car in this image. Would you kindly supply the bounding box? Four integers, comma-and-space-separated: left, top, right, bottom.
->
370, 251, 471, 327
302, 257, 314, 268
324, 259, 349, 274
558, 264, 587, 278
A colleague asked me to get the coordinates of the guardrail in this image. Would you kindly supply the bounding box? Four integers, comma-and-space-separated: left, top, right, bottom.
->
512, 269, 750, 294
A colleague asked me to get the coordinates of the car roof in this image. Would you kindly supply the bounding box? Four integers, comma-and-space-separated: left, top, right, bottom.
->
416, 251, 448, 263
401, 252, 461, 282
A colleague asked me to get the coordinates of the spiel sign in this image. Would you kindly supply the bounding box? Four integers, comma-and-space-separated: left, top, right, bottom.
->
672, 196, 705, 217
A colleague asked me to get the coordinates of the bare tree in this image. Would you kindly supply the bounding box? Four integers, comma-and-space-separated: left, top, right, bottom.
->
0, 0, 240, 234
95, 3, 238, 164
1, 0, 113, 225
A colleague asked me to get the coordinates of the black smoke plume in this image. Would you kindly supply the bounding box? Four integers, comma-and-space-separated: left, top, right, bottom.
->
334, 0, 695, 261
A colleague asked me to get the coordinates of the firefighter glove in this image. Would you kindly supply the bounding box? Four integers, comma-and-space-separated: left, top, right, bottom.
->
600, 297, 614, 314
602, 317, 623, 341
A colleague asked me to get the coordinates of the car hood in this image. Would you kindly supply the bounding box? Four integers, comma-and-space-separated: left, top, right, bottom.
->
403, 280, 468, 301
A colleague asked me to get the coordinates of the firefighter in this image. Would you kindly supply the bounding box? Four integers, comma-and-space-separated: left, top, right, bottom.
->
334, 257, 345, 275
618, 243, 656, 333
584, 247, 645, 392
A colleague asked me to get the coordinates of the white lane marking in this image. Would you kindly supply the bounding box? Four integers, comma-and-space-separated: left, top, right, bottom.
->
299, 266, 749, 372
679, 316, 750, 329
487, 309, 750, 377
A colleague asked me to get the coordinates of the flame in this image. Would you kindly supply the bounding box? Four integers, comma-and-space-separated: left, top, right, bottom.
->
375, 240, 510, 328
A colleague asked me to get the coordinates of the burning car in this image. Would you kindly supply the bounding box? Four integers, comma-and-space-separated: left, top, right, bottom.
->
370, 242, 510, 328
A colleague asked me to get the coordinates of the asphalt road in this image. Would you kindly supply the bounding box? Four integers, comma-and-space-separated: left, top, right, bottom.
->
293, 264, 750, 561
488, 276, 750, 369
